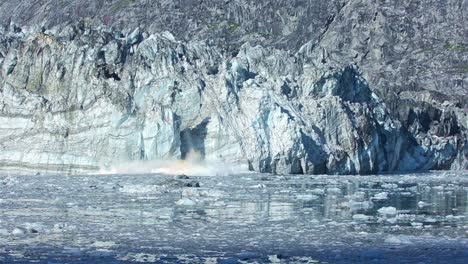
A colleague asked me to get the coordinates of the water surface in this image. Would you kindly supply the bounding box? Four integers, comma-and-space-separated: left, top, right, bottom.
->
0, 172, 467, 263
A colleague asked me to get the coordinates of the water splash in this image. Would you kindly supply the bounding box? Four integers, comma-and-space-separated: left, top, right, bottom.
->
97, 151, 249, 176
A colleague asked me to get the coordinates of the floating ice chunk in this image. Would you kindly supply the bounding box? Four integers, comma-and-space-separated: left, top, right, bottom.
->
357, 231, 369, 236
396, 214, 416, 221
176, 198, 197, 206
118, 252, 159, 262
62, 247, 83, 256
182, 188, 200, 197
268, 255, 281, 263
213, 200, 226, 207
352, 214, 370, 222
381, 183, 398, 189
11, 227, 27, 235
23, 223, 48, 234
251, 183, 266, 189
327, 187, 341, 194
311, 188, 325, 195
347, 200, 374, 211
10, 223, 46, 235
182, 188, 226, 198
0, 229, 8, 236
446, 215, 465, 221
120, 184, 163, 194
53, 223, 76, 233
92, 241, 117, 248
372, 192, 388, 200
384, 235, 413, 244
417, 201, 429, 208
296, 194, 319, 201
377, 206, 397, 217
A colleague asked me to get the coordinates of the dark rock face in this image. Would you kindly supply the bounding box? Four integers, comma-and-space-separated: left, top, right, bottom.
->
0, 0, 343, 51
0, 0, 466, 174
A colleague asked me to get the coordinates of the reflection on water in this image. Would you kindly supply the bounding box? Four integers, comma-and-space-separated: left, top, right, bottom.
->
0, 172, 467, 263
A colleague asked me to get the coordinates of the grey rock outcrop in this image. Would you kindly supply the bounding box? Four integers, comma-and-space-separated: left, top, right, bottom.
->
0, 0, 466, 174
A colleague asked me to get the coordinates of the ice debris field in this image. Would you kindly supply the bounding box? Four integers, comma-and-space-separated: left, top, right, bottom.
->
0, 171, 467, 263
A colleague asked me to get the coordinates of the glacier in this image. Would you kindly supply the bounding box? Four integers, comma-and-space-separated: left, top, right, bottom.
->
0, 23, 466, 175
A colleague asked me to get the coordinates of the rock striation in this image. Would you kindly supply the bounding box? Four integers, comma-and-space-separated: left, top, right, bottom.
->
0, 0, 466, 174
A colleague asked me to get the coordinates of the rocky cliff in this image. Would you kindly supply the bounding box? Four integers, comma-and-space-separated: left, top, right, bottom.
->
0, 0, 466, 174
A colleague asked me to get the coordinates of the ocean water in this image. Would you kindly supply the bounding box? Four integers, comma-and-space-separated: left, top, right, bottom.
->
0, 171, 467, 263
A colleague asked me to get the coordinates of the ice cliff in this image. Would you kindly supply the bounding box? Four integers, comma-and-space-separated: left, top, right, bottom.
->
0, 0, 466, 174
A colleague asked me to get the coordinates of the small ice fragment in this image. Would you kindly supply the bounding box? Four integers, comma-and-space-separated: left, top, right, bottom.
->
311, 189, 325, 195
62, 247, 83, 256
396, 214, 416, 221
0, 229, 8, 236
120, 184, 159, 194
347, 201, 374, 211
350, 192, 366, 200
23, 223, 47, 234
384, 235, 413, 244
377, 206, 397, 217
327, 187, 341, 194
175, 174, 189, 180
11, 227, 27, 235
382, 183, 398, 189
268, 255, 281, 263
309, 219, 320, 224
183, 188, 224, 198
92, 241, 117, 248
417, 201, 429, 208
213, 200, 225, 207
296, 194, 319, 201
446, 215, 465, 221
182, 188, 197, 197
372, 192, 388, 200
176, 198, 196, 206
352, 214, 370, 222
252, 184, 266, 188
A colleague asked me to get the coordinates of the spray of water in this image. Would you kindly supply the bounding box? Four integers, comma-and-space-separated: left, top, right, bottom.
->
97, 150, 249, 176
98, 127, 249, 176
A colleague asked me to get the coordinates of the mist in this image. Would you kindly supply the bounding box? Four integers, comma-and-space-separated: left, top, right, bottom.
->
97, 151, 249, 176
